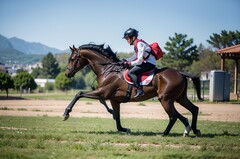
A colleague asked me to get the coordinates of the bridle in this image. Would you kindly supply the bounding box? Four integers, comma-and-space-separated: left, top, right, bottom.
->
66, 48, 124, 78
66, 49, 82, 77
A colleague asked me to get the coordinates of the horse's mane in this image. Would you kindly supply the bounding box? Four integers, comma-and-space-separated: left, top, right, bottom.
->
79, 44, 120, 62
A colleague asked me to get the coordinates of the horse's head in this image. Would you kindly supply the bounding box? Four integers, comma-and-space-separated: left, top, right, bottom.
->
65, 45, 88, 78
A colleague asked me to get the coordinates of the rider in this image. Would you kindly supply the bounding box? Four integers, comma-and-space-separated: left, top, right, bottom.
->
122, 28, 156, 98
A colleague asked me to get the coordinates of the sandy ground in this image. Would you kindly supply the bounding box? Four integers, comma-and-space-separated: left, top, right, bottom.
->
0, 99, 240, 122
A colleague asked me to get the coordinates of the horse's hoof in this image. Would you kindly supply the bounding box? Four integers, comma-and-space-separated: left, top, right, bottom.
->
63, 114, 70, 121
194, 129, 202, 137
119, 128, 131, 134
126, 128, 131, 134
162, 132, 168, 137
183, 125, 191, 137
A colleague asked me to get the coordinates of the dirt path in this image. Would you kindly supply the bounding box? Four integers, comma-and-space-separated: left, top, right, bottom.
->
0, 99, 239, 122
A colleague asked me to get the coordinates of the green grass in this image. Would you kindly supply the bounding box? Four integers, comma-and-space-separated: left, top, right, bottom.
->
0, 116, 239, 159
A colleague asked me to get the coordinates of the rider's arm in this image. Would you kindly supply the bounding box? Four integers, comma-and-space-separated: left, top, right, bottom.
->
130, 42, 145, 66
126, 53, 136, 62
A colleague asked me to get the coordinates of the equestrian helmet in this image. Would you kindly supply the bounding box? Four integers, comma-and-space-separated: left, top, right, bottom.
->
123, 28, 138, 39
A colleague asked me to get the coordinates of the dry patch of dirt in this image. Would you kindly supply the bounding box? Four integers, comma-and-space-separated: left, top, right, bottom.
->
0, 100, 239, 122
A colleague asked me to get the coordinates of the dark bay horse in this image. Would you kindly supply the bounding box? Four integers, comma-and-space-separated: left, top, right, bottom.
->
64, 44, 202, 136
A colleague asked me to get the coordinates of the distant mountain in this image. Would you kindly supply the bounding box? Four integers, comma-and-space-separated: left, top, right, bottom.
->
0, 34, 64, 64
0, 48, 44, 64
0, 34, 63, 54
0, 34, 13, 50
9, 37, 62, 54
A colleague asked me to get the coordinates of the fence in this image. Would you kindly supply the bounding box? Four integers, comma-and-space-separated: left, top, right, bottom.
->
187, 80, 210, 101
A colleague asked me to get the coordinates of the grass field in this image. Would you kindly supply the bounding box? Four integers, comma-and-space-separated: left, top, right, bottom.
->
0, 116, 239, 159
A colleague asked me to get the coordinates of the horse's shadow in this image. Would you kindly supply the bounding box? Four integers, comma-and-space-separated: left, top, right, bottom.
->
71, 130, 239, 138
73, 130, 185, 137
201, 133, 239, 138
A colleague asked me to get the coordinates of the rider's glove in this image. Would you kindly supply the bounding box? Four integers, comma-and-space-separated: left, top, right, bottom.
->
121, 61, 131, 68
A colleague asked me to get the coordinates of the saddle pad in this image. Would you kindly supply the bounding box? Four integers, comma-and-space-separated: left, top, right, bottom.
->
123, 69, 155, 86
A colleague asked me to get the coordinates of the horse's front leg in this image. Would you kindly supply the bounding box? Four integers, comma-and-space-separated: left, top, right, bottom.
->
110, 100, 130, 133
63, 92, 84, 121
63, 90, 103, 121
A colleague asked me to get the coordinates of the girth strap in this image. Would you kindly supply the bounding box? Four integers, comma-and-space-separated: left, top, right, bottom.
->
122, 84, 133, 103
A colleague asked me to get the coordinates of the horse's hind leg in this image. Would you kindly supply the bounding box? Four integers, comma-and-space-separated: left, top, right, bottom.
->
175, 110, 191, 137
160, 99, 178, 136
177, 96, 201, 137
160, 98, 191, 136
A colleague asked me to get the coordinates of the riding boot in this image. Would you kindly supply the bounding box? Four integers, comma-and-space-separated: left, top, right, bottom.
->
134, 87, 144, 98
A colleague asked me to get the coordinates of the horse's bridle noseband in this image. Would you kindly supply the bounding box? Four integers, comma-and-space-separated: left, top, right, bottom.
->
66, 49, 82, 78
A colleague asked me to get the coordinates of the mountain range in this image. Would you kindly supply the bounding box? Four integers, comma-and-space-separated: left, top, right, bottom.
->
0, 34, 64, 64
0, 34, 63, 54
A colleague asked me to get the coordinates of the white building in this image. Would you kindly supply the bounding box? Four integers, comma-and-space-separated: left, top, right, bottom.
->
35, 78, 55, 87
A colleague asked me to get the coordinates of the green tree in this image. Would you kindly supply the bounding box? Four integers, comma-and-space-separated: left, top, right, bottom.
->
0, 72, 14, 97
55, 72, 72, 92
161, 33, 198, 72
13, 72, 37, 91
31, 67, 43, 78
84, 71, 96, 89
207, 30, 240, 49
189, 44, 221, 76
45, 82, 54, 91
42, 53, 60, 78
72, 72, 86, 89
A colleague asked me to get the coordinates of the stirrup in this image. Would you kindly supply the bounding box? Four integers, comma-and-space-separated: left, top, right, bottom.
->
134, 89, 144, 98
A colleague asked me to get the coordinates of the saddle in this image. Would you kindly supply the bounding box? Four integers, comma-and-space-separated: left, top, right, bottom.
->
123, 68, 156, 86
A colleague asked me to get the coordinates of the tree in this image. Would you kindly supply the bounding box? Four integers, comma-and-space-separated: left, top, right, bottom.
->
207, 30, 240, 49
161, 33, 198, 72
188, 44, 221, 76
13, 72, 37, 91
72, 72, 86, 89
0, 72, 14, 97
31, 67, 43, 78
84, 71, 97, 89
55, 72, 72, 92
42, 52, 60, 79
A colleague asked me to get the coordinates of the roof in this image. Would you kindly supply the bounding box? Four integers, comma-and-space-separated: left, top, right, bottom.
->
216, 44, 240, 59
216, 44, 240, 54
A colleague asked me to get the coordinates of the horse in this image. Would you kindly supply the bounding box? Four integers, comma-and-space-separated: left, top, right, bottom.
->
64, 44, 202, 137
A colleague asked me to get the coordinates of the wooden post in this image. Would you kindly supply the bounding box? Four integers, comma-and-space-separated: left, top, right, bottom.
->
234, 59, 239, 94
221, 57, 225, 71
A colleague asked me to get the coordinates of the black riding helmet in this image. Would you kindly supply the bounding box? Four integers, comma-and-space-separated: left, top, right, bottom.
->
122, 28, 139, 39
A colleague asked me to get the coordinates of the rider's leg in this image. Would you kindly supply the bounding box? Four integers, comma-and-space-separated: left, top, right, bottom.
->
128, 66, 143, 98
128, 63, 155, 98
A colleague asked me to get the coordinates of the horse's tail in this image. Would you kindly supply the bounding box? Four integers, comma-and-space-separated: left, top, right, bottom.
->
180, 72, 203, 101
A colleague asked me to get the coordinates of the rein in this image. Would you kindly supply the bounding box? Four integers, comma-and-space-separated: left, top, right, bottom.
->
95, 62, 124, 77
67, 49, 82, 77
67, 47, 123, 78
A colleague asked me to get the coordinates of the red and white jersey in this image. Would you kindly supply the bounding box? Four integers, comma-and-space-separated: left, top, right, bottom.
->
126, 39, 156, 66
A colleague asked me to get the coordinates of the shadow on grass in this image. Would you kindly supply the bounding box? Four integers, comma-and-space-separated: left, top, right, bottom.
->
0, 96, 26, 100
201, 133, 239, 138
70, 130, 239, 138
71, 130, 186, 137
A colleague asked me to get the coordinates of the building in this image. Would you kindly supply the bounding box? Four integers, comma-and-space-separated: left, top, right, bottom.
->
35, 78, 55, 87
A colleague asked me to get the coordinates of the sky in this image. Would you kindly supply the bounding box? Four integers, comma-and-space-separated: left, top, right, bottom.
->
0, 0, 239, 52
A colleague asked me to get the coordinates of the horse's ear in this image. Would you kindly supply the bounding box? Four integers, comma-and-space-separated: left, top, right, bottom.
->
73, 45, 76, 49
69, 46, 73, 51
